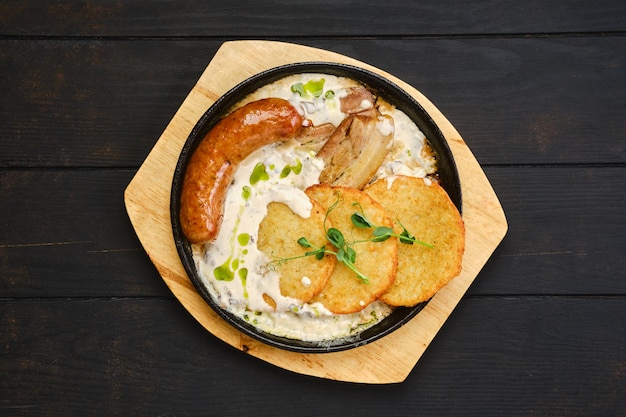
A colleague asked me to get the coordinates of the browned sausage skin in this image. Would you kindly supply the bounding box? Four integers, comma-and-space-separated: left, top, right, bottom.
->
180, 98, 303, 244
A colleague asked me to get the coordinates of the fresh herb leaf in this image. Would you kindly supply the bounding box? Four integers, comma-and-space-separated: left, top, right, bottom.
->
272, 196, 433, 285
399, 233, 414, 244
396, 220, 433, 247
327, 227, 345, 248
351, 212, 374, 228
346, 247, 357, 263
297, 237, 313, 248
371, 226, 393, 242
399, 228, 415, 245
373, 226, 393, 237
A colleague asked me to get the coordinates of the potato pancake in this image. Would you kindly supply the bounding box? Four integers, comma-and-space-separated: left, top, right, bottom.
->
364, 176, 465, 306
305, 184, 398, 314
257, 201, 336, 304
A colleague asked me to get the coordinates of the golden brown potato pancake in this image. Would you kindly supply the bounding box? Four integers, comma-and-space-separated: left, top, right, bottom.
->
305, 184, 398, 314
257, 201, 336, 304
364, 176, 465, 306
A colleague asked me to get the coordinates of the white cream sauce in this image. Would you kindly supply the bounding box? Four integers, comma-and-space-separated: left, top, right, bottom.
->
240, 73, 360, 127
192, 74, 436, 342
194, 141, 323, 313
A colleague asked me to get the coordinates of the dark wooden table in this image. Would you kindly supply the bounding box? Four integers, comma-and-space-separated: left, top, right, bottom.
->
2, 1, 625, 415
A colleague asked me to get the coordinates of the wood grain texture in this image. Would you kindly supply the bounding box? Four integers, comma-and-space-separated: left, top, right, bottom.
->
124, 40, 507, 383
475, 166, 626, 296
1, 0, 624, 412
1, 297, 624, 416
1, 166, 623, 298
2, 37, 624, 168
1, 0, 625, 36
0, 171, 168, 298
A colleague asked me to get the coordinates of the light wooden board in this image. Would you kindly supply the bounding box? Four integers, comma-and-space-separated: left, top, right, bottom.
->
124, 40, 507, 384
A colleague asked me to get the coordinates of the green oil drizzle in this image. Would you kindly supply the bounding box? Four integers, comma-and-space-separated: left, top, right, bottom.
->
213, 204, 245, 283
279, 158, 303, 178
231, 258, 239, 270
214, 258, 235, 281
242, 185, 251, 200
238, 268, 249, 298
238, 233, 250, 246
213, 159, 274, 298
212, 207, 253, 295
250, 162, 269, 185
291, 79, 326, 99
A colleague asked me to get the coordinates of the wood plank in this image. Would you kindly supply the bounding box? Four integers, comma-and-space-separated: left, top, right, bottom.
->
1, 37, 625, 167
1, 165, 623, 297
1, 0, 625, 36
0, 170, 169, 297
345, 36, 626, 166
471, 165, 626, 295
1, 297, 624, 415
0, 39, 216, 168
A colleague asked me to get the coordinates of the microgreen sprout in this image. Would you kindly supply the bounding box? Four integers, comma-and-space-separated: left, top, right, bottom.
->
350, 203, 433, 248
268, 197, 432, 284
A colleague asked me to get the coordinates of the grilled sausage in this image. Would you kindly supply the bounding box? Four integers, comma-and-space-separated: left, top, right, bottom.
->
179, 98, 303, 244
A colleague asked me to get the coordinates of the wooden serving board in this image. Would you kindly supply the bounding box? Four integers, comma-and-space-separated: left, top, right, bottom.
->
124, 40, 507, 384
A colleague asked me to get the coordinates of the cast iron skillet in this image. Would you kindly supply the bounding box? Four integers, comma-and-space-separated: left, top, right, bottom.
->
171, 62, 462, 353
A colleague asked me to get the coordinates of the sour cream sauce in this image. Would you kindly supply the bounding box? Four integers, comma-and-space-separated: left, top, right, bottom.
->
193, 74, 436, 342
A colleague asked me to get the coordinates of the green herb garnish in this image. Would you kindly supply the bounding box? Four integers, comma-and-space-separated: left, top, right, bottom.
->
268, 197, 432, 284
350, 202, 434, 248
